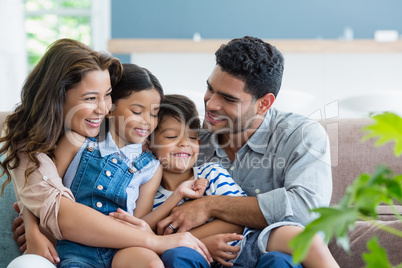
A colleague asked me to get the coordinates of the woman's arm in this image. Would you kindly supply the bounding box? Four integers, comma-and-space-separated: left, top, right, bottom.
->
23, 208, 60, 264
58, 197, 211, 261
12, 153, 211, 262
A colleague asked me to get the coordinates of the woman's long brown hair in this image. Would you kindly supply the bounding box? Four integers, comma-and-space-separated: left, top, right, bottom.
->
0, 38, 123, 195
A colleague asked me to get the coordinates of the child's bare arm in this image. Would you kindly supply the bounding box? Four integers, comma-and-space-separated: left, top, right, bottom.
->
139, 177, 207, 233
54, 131, 85, 178
132, 166, 163, 223
190, 218, 244, 239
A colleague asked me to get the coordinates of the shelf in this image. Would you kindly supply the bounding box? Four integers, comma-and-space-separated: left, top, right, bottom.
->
108, 39, 402, 54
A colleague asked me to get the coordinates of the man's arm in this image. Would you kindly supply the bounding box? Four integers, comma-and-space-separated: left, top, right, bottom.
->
160, 120, 332, 231
159, 195, 268, 233
159, 163, 269, 233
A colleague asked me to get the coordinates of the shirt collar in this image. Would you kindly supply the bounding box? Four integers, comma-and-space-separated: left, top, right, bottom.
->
246, 109, 273, 154
99, 132, 143, 160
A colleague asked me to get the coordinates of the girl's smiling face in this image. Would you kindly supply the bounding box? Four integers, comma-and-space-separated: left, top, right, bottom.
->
151, 115, 200, 174
107, 88, 161, 148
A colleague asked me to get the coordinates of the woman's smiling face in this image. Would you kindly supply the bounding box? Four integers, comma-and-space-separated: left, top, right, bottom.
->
63, 69, 112, 138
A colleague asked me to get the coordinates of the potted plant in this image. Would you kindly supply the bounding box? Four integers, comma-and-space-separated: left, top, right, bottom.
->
290, 112, 402, 268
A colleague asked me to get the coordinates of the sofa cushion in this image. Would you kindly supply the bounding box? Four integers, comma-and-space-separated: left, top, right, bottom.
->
328, 220, 402, 268
0, 154, 21, 268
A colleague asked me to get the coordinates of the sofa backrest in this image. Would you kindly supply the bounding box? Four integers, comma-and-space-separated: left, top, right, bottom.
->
0, 111, 8, 131
321, 118, 402, 205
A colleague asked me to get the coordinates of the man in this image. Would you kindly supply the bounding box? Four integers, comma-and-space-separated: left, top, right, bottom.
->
158, 36, 332, 267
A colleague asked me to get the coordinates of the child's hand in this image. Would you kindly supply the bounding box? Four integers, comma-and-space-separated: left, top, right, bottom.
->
201, 233, 243, 267
109, 208, 153, 233
176, 178, 208, 199
25, 229, 60, 264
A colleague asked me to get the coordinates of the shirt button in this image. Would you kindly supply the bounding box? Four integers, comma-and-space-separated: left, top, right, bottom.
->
97, 185, 104, 190
43, 176, 48, 181
229, 166, 235, 171
255, 189, 260, 194
112, 158, 118, 164
105, 170, 111, 177
96, 202, 103, 208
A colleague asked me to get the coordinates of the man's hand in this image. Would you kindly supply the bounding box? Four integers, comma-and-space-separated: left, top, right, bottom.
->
11, 202, 26, 252
157, 197, 211, 235
202, 233, 243, 267
109, 208, 153, 233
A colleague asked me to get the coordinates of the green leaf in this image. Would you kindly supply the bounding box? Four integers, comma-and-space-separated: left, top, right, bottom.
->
362, 112, 402, 157
289, 207, 359, 263
362, 237, 392, 268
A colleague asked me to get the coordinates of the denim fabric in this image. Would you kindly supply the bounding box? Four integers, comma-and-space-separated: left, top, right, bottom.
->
57, 240, 117, 268
57, 141, 154, 267
256, 251, 303, 268
161, 247, 210, 268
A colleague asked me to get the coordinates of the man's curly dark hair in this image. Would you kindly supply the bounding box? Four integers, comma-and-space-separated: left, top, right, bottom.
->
215, 36, 284, 99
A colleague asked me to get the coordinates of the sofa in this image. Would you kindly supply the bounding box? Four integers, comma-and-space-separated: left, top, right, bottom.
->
1, 111, 402, 268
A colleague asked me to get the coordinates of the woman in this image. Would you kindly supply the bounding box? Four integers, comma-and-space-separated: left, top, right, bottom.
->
0, 38, 210, 267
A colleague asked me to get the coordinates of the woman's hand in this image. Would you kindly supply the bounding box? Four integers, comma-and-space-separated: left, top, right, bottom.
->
202, 233, 243, 267
25, 229, 60, 264
156, 232, 213, 264
109, 208, 153, 233
176, 178, 208, 200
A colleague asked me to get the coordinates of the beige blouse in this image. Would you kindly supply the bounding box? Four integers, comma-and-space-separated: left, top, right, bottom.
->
11, 152, 75, 240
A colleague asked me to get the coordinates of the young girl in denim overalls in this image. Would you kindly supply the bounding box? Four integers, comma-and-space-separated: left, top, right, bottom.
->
51, 64, 210, 268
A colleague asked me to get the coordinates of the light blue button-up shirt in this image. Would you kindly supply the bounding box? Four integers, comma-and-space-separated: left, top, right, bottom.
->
197, 108, 332, 226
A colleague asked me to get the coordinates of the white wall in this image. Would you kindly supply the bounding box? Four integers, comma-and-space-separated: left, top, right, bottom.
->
131, 52, 402, 120
0, 0, 26, 111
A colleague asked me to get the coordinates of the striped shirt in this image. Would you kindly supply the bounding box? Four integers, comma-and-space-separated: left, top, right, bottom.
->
153, 162, 256, 260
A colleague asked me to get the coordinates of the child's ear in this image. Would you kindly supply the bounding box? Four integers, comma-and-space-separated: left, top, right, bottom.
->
106, 110, 113, 119
106, 104, 116, 119
197, 138, 201, 146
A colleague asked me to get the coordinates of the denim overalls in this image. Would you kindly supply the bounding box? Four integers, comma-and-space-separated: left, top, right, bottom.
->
57, 138, 156, 268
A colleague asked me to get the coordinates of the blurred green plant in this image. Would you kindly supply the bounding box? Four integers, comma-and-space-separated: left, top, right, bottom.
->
25, 0, 91, 70
290, 112, 402, 268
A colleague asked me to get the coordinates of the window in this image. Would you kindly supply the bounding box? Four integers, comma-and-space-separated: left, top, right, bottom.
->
24, 0, 110, 70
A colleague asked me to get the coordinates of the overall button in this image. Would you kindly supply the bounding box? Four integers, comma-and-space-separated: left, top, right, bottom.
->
96, 202, 102, 208
255, 189, 260, 194
105, 170, 111, 177
112, 158, 118, 164
97, 185, 104, 190
229, 166, 235, 171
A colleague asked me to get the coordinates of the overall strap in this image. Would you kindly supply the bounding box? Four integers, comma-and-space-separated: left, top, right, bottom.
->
129, 150, 156, 173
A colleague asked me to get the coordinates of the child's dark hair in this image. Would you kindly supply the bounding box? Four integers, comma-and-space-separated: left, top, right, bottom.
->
157, 94, 200, 130
101, 63, 164, 138
112, 63, 164, 104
